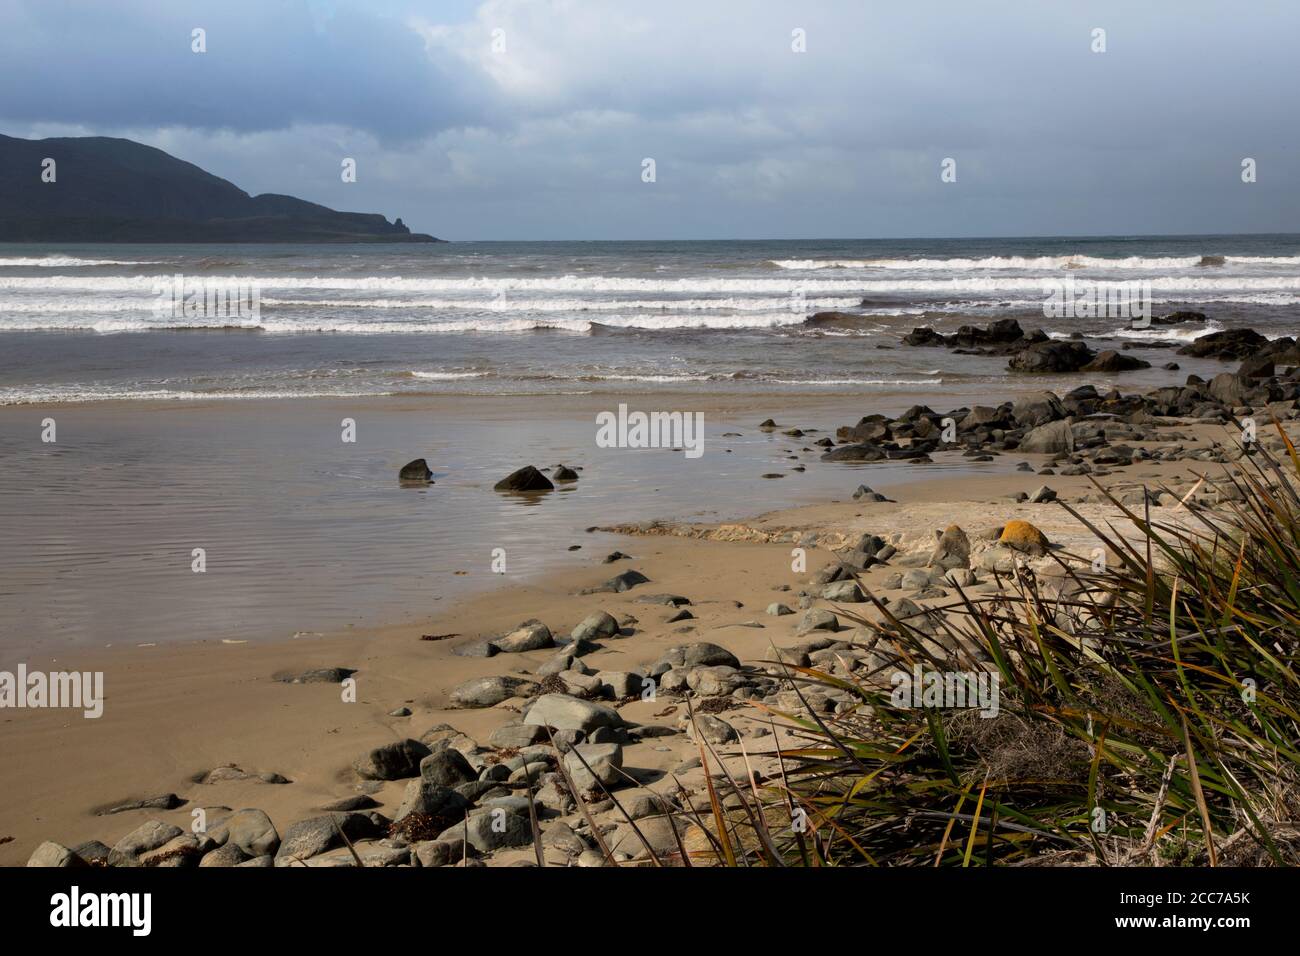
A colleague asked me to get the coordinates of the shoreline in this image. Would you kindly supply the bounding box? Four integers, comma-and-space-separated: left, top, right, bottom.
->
5, 343, 1296, 865
0, 410, 1267, 864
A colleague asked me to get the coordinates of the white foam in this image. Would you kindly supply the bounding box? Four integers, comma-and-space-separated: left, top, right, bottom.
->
0, 256, 164, 267
259, 295, 862, 312
766, 377, 944, 386
0, 386, 384, 406
770, 254, 1300, 271
407, 371, 492, 380
7, 273, 1300, 296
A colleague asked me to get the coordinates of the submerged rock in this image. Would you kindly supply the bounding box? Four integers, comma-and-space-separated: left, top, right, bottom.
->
494, 465, 554, 492
399, 458, 434, 482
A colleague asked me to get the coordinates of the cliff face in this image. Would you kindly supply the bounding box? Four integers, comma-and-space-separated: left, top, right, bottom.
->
0, 134, 441, 242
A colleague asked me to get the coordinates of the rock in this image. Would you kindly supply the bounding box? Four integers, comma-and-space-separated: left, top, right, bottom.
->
27, 841, 86, 867
685, 714, 739, 745
852, 484, 892, 502
999, 520, 1050, 556
821, 443, 887, 462
139, 834, 202, 868
1012, 391, 1066, 427
606, 816, 691, 860
822, 580, 866, 603
636, 593, 691, 606
1082, 350, 1151, 372
596, 670, 643, 698
766, 602, 794, 616
493, 465, 554, 493
797, 609, 839, 635
275, 667, 356, 684
436, 809, 534, 853
1239, 355, 1275, 379
523, 693, 625, 733
682, 643, 741, 668
959, 405, 1011, 431
274, 813, 380, 865
552, 464, 580, 481
1018, 420, 1075, 455
571, 610, 620, 642
449, 676, 536, 709
353, 739, 432, 780
399, 458, 433, 482
488, 722, 549, 748
558, 670, 604, 698
928, 524, 970, 570
318, 795, 380, 813
413, 840, 467, 868
70, 841, 111, 865
1208, 372, 1248, 407
211, 809, 280, 858
196, 765, 290, 785
393, 780, 471, 826
1008, 341, 1095, 373
604, 569, 650, 593
1028, 485, 1057, 504
94, 793, 185, 815
108, 820, 185, 867
902, 568, 935, 590
199, 842, 250, 867
420, 749, 478, 787
563, 742, 624, 790
451, 639, 498, 658
1178, 328, 1268, 359
299, 843, 409, 868
494, 620, 553, 653
689, 665, 747, 697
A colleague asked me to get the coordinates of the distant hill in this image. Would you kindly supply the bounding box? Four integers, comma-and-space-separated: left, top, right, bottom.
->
0, 134, 441, 242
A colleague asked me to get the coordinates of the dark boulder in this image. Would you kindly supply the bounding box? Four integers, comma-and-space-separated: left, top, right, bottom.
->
821, 443, 887, 462
1008, 341, 1096, 373
399, 459, 433, 482
1013, 391, 1066, 427
1082, 350, 1152, 373
902, 327, 948, 347
1239, 355, 1275, 380
1177, 328, 1268, 360
494, 465, 555, 493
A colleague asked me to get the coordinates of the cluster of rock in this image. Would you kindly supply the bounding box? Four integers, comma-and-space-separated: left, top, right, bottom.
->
898, 316, 1299, 376
399, 460, 579, 492
26, 599, 832, 868
821, 363, 1300, 468
897, 318, 1150, 373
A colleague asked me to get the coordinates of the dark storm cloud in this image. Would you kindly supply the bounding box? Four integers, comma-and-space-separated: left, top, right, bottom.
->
1, 0, 1298, 239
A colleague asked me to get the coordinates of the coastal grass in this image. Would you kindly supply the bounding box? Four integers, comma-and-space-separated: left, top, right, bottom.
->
614, 425, 1300, 867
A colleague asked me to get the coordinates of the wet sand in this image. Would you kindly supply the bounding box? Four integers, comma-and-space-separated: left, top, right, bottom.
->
0, 404, 1250, 864
0, 391, 1013, 660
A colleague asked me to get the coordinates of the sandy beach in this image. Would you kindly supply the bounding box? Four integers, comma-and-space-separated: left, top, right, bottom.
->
1, 383, 1272, 865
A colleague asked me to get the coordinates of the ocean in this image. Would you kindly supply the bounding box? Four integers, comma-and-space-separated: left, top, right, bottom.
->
1, 234, 1298, 405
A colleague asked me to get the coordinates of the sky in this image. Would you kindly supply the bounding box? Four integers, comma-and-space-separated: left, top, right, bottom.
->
2, 0, 1298, 241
